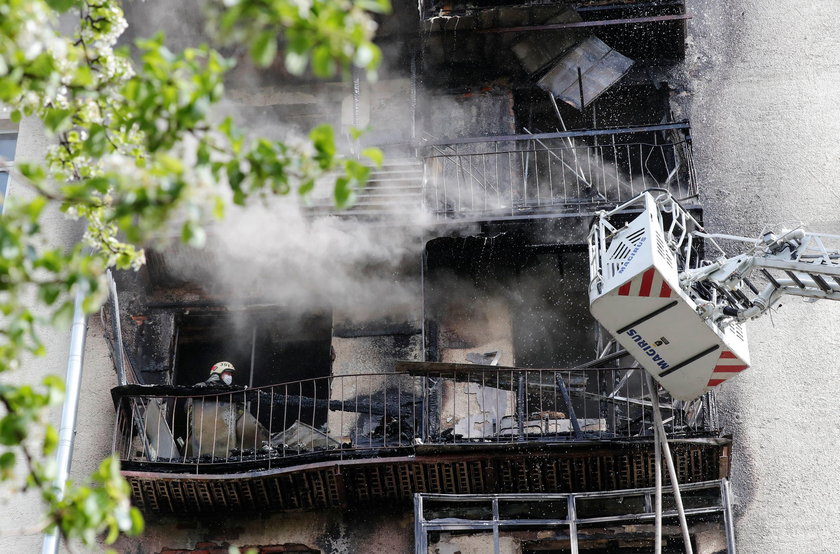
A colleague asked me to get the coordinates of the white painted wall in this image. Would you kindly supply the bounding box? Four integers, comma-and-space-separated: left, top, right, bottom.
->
687, 2, 840, 552
0, 116, 103, 553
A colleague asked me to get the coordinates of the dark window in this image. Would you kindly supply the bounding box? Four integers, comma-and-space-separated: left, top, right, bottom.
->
0, 171, 9, 206
0, 132, 16, 161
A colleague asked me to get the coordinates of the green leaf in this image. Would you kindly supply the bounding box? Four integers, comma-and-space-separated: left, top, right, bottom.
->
24, 195, 48, 221
35, 250, 64, 273
361, 147, 384, 168
43, 108, 74, 133
42, 375, 65, 406
129, 507, 144, 534
345, 160, 370, 184
0, 414, 27, 445
9, 110, 21, 123
310, 124, 335, 169
212, 196, 225, 219
0, 452, 15, 478
358, 0, 392, 14
250, 32, 278, 68
84, 125, 109, 158
196, 142, 210, 166
46, 0, 78, 11
72, 65, 94, 88
298, 179, 315, 196
43, 425, 58, 455
334, 176, 354, 209
157, 155, 184, 174
38, 283, 62, 306
312, 45, 335, 78
180, 221, 206, 247
52, 301, 75, 328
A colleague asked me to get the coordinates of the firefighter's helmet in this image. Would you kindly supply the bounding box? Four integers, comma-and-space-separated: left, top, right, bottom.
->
209, 361, 235, 376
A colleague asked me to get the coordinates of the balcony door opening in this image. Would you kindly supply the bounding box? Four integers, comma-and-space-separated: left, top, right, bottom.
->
172, 310, 333, 439
424, 233, 598, 369
173, 311, 333, 387
423, 232, 607, 441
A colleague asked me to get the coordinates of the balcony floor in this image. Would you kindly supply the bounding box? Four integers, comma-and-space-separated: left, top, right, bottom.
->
124, 436, 729, 514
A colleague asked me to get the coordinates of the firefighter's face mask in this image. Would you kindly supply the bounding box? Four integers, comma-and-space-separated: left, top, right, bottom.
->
221, 372, 233, 385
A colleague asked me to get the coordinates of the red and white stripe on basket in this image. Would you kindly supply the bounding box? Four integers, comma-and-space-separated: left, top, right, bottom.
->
617, 268, 673, 298
706, 351, 748, 387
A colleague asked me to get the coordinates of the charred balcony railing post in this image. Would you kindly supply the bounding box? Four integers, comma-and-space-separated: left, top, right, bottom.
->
426, 376, 441, 442
516, 372, 526, 440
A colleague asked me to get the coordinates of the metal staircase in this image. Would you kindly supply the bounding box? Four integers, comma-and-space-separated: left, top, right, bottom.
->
306, 157, 425, 218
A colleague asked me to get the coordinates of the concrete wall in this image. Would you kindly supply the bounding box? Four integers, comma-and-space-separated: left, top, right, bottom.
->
686, 2, 840, 552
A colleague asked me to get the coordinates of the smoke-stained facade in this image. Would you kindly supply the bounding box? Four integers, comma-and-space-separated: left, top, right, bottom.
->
4, 1, 840, 553
99, 2, 735, 553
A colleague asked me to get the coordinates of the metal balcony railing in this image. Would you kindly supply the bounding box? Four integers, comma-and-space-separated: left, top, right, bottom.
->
421, 123, 696, 220
421, 0, 555, 19
112, 366, 716, 471
419, 0, 687, 20
414, 480, 736, 554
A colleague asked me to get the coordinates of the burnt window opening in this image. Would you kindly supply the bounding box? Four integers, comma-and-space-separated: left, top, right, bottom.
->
420, 1, 686, 88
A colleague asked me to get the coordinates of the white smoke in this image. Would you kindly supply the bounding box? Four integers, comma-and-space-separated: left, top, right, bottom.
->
163, 196, 429, 317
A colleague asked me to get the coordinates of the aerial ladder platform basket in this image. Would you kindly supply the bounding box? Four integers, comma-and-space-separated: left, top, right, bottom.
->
589, 190, 840, 401
588, 192, 749, 401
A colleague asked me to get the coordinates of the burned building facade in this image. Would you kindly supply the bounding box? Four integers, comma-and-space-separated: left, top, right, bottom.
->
99, 2, 735, 552
7, 1, 840, 553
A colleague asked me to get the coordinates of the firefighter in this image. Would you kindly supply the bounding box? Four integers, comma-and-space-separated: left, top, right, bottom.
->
187, 361, 267, 459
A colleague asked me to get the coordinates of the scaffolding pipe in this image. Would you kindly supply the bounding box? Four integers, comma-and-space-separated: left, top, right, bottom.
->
42, 284, 89, 554
646, 372, 693, 554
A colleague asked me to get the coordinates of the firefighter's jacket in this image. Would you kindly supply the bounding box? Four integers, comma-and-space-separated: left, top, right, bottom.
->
187, 387, 267, 459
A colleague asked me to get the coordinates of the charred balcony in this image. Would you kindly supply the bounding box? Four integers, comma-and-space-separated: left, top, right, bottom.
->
421, 0, 686, 19
420, 1, 688, 85
421, 122, 695, 222
113, 365, 728, 515
306, 122, 696, 223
